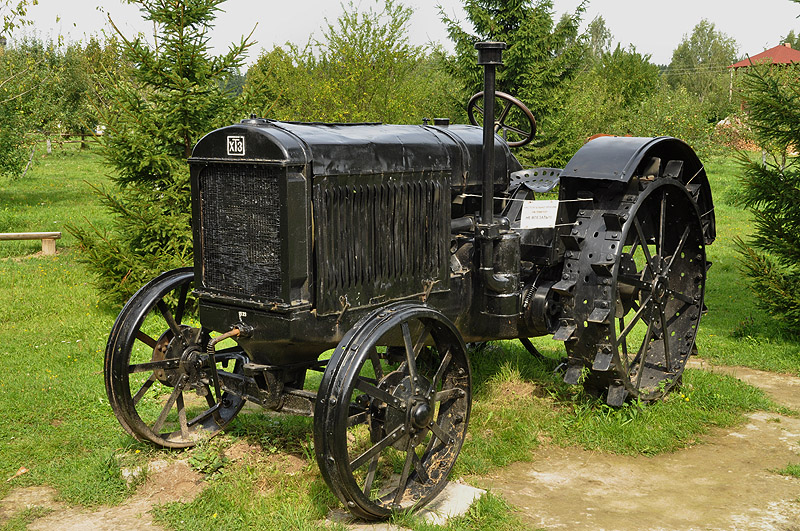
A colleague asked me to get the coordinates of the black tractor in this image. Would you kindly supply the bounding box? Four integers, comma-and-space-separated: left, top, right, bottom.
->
104, 42, 714, 519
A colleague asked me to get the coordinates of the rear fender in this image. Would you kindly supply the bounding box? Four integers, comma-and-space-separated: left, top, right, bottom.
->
559, 136, 715, 244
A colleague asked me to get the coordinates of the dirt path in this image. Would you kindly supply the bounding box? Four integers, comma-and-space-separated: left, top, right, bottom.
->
3, 361, 800, 530
482, 360, 800, 530
0, 460, 203, 531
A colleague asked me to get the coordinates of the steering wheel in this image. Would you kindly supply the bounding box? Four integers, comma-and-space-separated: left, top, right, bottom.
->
467, 91, 537, 148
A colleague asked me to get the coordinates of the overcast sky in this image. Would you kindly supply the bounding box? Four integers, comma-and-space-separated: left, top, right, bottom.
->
19, 0, 800, 66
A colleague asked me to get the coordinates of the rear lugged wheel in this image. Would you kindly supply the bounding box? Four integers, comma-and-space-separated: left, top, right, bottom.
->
105, 268, 247, 448
314, 303, 471, 520
560, 179, 706, 404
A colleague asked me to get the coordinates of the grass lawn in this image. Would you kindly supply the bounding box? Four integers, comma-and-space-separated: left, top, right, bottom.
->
0, 144, 797, 530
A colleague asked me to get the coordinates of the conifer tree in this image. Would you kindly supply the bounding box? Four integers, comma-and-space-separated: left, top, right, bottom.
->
736, 59, 800, 330
69, 0, 252, 303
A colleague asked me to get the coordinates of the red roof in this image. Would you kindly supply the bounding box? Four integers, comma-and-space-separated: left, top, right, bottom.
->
730, 44, 800, 68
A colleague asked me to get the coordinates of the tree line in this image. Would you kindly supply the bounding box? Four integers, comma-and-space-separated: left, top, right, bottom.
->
1, 0, 748, 179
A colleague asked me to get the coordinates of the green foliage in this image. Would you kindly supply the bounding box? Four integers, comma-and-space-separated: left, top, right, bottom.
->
0, 87, 27, 178
0, 0, 36, 37
776, 462, 800, 478
535, 44, 666, 166
597, 45, 660, 107
0, 35, 112, 178
779, 30, 800, 50
8, 37, 96, 136
244, 0, 459, 124
624, 82, 715, 155
735, 63, 800, 332
666, 19, 738, 120
68, 0, 253, 304
584, 15, 612, 63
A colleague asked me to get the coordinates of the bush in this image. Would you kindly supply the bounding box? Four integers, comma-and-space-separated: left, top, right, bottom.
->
243, 0, 460, 124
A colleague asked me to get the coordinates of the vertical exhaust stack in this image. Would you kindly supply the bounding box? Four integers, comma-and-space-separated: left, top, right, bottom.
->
475, 41, 506, 226
474, 41, 519, 321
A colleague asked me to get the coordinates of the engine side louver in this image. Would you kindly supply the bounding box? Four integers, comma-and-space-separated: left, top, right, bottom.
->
313, 172, 450, 314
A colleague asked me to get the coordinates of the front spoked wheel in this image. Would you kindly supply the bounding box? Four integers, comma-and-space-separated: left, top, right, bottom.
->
105, 268, 247, 448
314, 303, 471, 520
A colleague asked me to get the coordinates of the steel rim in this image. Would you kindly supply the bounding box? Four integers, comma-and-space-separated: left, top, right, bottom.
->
565, 180, 706, 402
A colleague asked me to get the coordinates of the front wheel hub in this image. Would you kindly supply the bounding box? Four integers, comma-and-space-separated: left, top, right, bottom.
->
411, 401, 433, 429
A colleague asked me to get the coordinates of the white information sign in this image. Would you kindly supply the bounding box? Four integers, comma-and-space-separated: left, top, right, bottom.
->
519, 200, 559, 229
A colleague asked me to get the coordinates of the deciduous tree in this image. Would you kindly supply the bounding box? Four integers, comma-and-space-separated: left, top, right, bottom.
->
666, 19, 738, 120
244, 0, 459, 124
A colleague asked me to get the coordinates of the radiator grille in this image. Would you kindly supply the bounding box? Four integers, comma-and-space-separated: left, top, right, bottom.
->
199, 164, 282, 300
314, 173, 449, 313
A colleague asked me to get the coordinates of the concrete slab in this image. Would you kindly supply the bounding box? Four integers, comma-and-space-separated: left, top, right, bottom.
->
327, 480, 486, 530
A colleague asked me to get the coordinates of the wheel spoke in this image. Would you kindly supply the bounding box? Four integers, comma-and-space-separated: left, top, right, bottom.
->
412, 450, 430, 484
618, 317, 629, 375
430, 349, 453, 393
664, 226, 691, 274
627, 230, 641, 257
363, 456, 379, 496
658, 190, 667, 262
618, 293, 653, 344
659, 304, 672, 373
204, 385, 216, 408
413, 322, 432, 358
368, 347, 384, 381
136, 330, 158, 349
188, 400, 222, 427
350, 424, 405, 471
401, 322, 420, 385
667, 288, 694, 304
176, 392, 189, 439
132, 374, 156, 405
355, 378, 405, 411
433, 387, 462, 403
634, 217, 657, 277
393, 440, 416, 507
634, 319, 655, 389
347, 410, 369, 427
618, 274, 653, 292
174, 282, 190, 325
152, 381, 183, 434
428, 420, 450, 445
156, 300, 185, 343
128, 359, 178, 373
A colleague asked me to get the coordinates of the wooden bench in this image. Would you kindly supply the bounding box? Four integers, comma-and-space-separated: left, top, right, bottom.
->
0, 232, 62, 255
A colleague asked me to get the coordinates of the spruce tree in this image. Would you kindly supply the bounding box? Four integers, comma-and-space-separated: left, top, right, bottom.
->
69, 0, 252, 303
439, 0, 586, 166
736, 60, 800, 331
